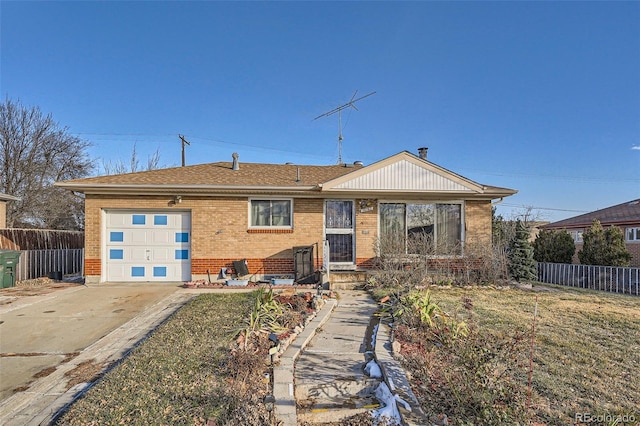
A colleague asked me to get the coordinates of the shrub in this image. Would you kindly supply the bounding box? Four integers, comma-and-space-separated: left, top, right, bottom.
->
507, 220, 537, 282
578, 220, 632, 266
533, 228, 575, 263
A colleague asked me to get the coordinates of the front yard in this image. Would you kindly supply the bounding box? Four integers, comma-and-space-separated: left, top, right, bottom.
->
52, 284, 640, 425
377, 284, 640, 425
54, 292, 281, 425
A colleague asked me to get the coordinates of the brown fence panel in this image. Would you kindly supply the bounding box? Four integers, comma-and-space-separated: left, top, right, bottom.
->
0, 229, 84, 250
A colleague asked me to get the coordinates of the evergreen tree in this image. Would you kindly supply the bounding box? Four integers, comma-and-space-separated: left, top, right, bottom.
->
605, 226, 632, 267
533, 229, 575, 263
508, 220, 537, 282
578, 220, 631, 266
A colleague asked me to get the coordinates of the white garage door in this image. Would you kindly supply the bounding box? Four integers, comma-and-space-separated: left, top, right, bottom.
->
105, 210, 191, 282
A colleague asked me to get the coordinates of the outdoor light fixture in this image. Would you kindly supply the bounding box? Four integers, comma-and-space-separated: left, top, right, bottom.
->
174, 195, 182, 204
263, 394, 275, 412
268, 333, 280, 366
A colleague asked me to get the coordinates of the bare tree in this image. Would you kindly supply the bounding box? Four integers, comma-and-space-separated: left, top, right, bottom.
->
100, 142, 161, 175
0, 98, 93, 229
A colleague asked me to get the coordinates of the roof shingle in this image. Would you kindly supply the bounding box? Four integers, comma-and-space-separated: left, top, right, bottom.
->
544, 199, 640, 228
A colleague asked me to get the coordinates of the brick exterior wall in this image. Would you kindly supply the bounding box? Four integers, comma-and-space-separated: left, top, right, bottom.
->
464, 200, 492, 247
84, 195, 496, 282
627, 241, 640, 267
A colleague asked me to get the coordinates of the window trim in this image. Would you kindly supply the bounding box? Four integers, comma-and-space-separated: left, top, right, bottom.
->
626, 227, 640, 242
378, 200, 465, 257
248, 198, 294, 229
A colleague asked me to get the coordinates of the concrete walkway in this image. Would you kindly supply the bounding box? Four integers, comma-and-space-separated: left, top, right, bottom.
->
272, 290, 386, 425
274, 289, 428, 426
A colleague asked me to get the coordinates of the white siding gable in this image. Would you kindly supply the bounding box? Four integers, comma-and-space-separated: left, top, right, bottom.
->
331, 159, 478, 192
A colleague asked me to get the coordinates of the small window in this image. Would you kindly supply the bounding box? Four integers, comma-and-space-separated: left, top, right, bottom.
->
153, 266, 167, 277
131, 266, 145, 277
570, 230, 583, 243
109, 249, 124, 260
175, 232, 189, 243
626, 227, 640, 242
110, 232, 124, 242
154, 215, 168, 225
132, 215, 146, 225
250, 199, 292, 228
175, 249, 189, 260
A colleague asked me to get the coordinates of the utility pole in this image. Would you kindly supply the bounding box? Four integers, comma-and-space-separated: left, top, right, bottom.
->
179, 135, 190, 167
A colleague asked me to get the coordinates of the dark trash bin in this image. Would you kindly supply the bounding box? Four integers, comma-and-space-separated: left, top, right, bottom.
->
47, 271, 63, 281
293, 245, 316, 284
0, 250, 21, 288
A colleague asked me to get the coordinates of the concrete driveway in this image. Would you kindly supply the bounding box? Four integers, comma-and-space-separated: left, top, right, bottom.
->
0, 283, 181, 402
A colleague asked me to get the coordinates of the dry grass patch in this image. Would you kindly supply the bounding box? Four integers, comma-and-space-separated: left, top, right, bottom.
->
381, 285, 640, 425
54, 292, 274, 426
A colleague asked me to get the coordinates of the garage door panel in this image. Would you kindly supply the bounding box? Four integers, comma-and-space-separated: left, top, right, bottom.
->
152, 247, 172, 261
130, 230, 148, 244
151, 231, 172, 244
129, 247, 149, 261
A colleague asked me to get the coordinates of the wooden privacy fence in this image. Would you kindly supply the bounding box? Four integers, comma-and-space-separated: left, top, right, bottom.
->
0, 229, 84, 250
14, 249, 84, 282
537, 262, 640, 296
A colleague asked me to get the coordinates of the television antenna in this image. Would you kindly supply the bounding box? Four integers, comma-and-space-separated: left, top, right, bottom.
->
314, 90, 376, 164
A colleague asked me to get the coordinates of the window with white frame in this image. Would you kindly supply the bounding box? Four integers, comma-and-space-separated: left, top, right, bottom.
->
626, 227, 640, 242
379, 202, 462, 255
249, 199, 292, 228
569, 230, 583, 243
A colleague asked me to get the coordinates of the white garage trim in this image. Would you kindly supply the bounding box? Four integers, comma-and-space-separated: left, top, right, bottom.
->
102, 209, 191, 282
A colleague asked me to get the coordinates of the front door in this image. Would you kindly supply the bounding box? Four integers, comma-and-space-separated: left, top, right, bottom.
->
325, 200, 354, 266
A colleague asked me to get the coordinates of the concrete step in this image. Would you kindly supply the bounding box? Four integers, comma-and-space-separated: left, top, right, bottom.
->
296, 376, 381, 424
330, 281, 366, 290
297, 403, 378, 424
295, 377, 380, 401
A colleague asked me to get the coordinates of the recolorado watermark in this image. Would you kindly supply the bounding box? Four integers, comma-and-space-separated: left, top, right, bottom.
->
575, 412, 637, 424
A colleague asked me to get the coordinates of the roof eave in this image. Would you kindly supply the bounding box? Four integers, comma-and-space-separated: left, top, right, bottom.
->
54, 182, 320, 193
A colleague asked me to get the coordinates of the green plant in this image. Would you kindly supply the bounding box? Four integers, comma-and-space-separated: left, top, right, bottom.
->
533, 228, 575, 263
378, 290, 469, 344
578, 220, 632, 266
507, 220, 537, 282
231, 289, 287, 349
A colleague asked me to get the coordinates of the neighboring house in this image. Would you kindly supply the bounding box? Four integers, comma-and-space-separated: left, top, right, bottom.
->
55, 149, 517, 284
542, 199, 640, 267
0, 192, 20, 229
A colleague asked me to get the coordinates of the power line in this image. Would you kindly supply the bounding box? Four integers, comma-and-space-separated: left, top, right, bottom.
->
499, 203, 589, 213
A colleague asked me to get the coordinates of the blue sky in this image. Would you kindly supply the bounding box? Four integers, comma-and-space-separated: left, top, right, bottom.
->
1, 1, 638, 223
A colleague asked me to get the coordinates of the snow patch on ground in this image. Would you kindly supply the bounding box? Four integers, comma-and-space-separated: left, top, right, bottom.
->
372, 381, 411, 425
364, 359, 382, 378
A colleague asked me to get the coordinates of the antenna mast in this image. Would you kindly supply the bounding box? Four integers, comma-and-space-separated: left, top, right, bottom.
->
314, 90, 376, 164
179, 134, 190, 167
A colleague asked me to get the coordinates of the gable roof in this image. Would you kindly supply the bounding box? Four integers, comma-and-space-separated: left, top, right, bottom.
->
55, 151, 516, 199
543, 199, 640, 229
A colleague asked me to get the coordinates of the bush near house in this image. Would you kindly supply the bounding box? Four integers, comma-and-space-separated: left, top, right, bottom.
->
508, 220, 537, 282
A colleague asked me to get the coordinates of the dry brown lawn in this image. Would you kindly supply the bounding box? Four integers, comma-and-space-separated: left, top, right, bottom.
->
422, 284, 640, 425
